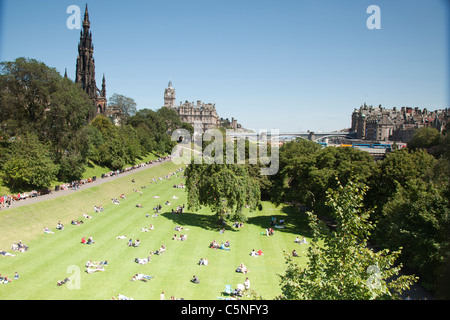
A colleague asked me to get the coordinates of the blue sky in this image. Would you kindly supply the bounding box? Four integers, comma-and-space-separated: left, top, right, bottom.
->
0, 0, 448, 132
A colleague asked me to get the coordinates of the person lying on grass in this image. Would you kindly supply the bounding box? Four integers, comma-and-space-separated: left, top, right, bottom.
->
1, 250, 15, 257
134, 257, 151, 265
141, 225, 154, 232
43, 227, 54, 234
131, 273, 153, 282
71, 219, 84, 225
85, 260, 108, 267
57, 278, 70, 286
86, 265, 105, 273
151, 245, 166, 255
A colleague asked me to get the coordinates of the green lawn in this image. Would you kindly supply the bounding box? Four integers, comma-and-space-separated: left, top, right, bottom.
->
0, 161, 312, 300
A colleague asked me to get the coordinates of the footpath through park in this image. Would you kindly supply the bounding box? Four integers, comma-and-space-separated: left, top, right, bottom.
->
1, 157, 173, 211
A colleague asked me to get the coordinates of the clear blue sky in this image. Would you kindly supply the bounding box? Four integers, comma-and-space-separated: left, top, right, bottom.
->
0, 0, 448, 132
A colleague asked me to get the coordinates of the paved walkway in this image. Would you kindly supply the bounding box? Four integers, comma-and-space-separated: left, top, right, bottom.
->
1, 158, 173, 211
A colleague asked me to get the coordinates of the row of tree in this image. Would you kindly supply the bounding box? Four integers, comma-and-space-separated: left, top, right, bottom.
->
272, 133, 450, 298
0, 58, 192, 191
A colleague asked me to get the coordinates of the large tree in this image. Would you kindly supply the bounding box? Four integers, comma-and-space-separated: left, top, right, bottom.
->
108, 93, 137, 118
2, 133, 59, 191
278, 179, 417, 300
0, 57, 96, 182
377, 178, 450, 292
185, 163, 261, 222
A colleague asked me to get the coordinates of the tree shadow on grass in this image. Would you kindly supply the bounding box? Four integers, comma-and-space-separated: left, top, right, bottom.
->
246, 205, 314, 238
160, 210, 239, 232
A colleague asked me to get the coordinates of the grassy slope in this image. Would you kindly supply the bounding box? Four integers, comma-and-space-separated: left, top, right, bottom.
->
0, 152, 164, 196
0, 161, 312, 300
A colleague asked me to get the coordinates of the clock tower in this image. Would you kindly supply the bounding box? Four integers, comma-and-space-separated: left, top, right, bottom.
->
164, 81, 176, 107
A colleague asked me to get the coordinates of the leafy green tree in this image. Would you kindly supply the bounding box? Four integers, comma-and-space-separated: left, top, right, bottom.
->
108, 93, 137, 119
118, 124, 143, 163
366, 149, 436, 223
407, 126, 441, 154
377, 178, 450, 292
272, 140, 375, 217
278, 179, 417, 300
0, 58, 95, 182
185, 163, 261, 222
0, 58, 60, 136
2, 133, 59, 191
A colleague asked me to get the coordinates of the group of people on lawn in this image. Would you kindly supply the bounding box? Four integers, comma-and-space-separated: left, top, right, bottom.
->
12, 166, 310, 298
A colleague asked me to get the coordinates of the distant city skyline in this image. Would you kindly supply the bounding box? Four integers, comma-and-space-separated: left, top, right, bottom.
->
0, 0, 448, 132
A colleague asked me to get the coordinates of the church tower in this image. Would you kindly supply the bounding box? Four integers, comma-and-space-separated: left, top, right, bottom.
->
75, 4, 107, 114
164, 81, 176, 108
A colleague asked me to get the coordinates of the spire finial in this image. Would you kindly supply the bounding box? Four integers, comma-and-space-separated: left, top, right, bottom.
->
83, 3, 90, 28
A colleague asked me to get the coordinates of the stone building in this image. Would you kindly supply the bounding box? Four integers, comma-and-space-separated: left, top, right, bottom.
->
351, 103, 450, 142
163, 81, 240, 133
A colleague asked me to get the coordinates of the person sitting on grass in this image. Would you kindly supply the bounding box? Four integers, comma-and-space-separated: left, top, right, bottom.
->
11, 241, 28, 253
236, 263, 249, 274
87, 236, 95, 245
190, 275, 200, 284
220, 243, 230, 251
292, 249, 299, 257
210, 240, 219, 249
56, 221, 64, 230
133, 239, 141, 247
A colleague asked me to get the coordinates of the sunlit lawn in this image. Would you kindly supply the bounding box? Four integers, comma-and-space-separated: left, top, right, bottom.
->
0, 161, 312, 300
